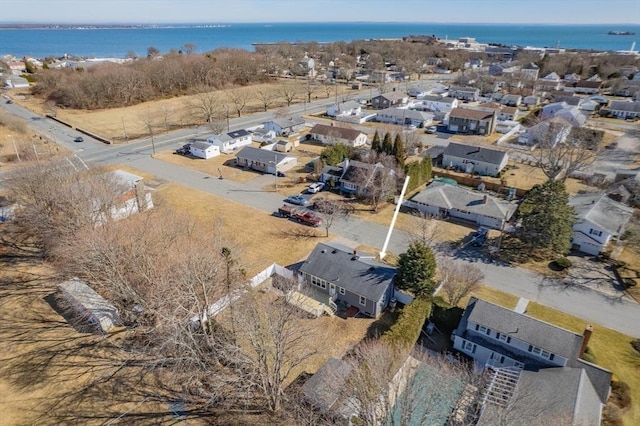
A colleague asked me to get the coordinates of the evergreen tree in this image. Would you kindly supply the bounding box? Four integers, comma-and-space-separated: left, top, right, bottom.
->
320, 144, 352, 166
382, 132, 393, 155
371, 130, 382, 153
393, 134, 405, 167
516, 180, 576, 255
395, 241, 437, 297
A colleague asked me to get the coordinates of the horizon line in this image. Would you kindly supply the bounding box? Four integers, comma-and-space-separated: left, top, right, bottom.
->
1, 21, 639, 26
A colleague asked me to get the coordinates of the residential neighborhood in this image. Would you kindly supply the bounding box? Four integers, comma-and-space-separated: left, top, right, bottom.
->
1, 19, 640, 426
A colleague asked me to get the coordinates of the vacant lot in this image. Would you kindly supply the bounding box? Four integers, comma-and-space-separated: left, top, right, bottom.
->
7, 81, 357, 143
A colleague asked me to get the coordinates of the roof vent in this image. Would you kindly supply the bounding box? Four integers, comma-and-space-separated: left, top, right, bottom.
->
321, 249, 326, 253
351, 255, 359, 261
331, 249, 337, 254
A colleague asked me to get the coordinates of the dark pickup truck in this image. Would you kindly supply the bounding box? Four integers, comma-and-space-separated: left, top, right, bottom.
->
277, 205, 322, 227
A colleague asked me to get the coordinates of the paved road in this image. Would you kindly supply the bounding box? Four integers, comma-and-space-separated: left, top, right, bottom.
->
115, 151, 640, 338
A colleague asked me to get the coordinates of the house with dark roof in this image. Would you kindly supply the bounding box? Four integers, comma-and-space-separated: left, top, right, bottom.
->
442, 142, 508, 177
447, 108, 497, 136
338, 158, 394, 196
263, 116, 306, 136
407, 181, 517, 229
298, 242, 396, 318
568, 193, 635, 255
453, 297, 612, 426
309, 123, 368, 148
520, 62, 540, 80
564, 80, 602, 95
371, 91, 409, 109
235, 146, 297, 174
206, 129, 252, 153
608, 100, 640, 120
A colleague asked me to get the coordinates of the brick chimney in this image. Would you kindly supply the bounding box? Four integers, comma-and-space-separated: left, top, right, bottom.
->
578, 325, 593, 359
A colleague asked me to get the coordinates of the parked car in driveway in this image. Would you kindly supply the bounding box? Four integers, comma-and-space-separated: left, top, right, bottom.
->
425, 125, 438, 134
285, 195, 309, 206
307, 182, 325, 194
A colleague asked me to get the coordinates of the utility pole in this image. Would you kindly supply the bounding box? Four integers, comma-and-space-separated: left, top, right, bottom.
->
10, 135, 21, 162
225, 105, 230, 132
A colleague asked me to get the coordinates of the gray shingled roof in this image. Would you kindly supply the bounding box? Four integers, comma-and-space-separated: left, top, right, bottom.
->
457, 298, 584, 360
569, 193, 634, 235
443, 142, 507, 166
302, 357, 353, 413
378, 107, 434, 121
411, 182, 516, 220
310, 123, 365, 141
298, 242, 396, 301
479, 367, 604, 425
609, 100, 640, 113
267, 116, 306, 129
235, 146, 292, 163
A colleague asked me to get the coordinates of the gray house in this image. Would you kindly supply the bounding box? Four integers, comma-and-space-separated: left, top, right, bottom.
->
448, 86, 480, 102
442, 142, 508, 177
407, 182, 517, 229
298, 242, 396, 318
453, 297, 612, 426
235, 146, 297, 174
371, 91, 409, 109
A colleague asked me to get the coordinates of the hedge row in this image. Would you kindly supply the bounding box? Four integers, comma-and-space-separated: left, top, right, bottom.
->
382, 297, 432, 349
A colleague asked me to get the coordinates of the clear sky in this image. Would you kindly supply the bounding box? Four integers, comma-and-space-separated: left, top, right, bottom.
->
2, 0, 639, 25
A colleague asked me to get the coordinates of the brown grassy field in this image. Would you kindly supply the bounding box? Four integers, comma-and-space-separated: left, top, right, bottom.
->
7, 81, 356, 143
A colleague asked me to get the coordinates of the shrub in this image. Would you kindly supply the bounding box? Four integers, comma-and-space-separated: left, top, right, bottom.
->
555, 256, 572, 269
382, 297, 432, 349
581, 346, 597, 364
602, 403, 624, 426
610, 381, 632, 409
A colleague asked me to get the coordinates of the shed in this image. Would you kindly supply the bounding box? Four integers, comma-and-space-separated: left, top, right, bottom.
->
58, 278, 123, 334
190, 141, 221, 159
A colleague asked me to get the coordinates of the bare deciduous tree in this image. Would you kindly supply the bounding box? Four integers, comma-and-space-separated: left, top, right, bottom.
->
437, 259, 484, 306
533, 123, 601, 181
280, 83, 299, 107
227, 88, 249, 118
256, 86, 278, 112
314, 197, 353, 237
190, 88, 223, 125
351, 151, 402, 212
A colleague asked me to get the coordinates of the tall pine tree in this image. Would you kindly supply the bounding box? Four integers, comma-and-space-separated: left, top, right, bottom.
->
395, 241, 437, 297
372, 130, 382, 153
393, 133, 405, 167
382, 132, 393, 155
516, 180, 576, 255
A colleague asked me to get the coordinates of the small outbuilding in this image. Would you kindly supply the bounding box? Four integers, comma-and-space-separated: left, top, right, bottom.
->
190, 141, 221, 159
58, 278, 123, 334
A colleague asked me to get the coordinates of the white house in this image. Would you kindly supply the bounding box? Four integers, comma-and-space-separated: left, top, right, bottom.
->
235, 146, 297, 174
518, 118, 572, 147
568, 193, 634, 255
376, 107, 434, 128
327, 100, 362, 118
190, 141, 220, 159
419, 96, 459, 114
106, 170, 154, 222
308, 123, 368, 148
251, 127, 277, 143
406, 182, 516, 229
207, 129, 252, 153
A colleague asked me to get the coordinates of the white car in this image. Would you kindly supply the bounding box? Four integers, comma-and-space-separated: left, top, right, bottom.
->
307, 182, 325, 194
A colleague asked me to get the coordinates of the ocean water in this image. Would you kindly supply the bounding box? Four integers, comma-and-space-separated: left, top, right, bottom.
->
1, 22, 639, 59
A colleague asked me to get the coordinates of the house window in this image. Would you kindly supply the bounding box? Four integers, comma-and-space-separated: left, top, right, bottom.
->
532, 347, 541, 355
499, 356, 505, 364
359, 296, 366, 306
589, 228, 603, 237
514, 361, 524, 368
339, 287, 345, 295
549, 353, 555, 361
330, 283, 336, 293
463, 341, 476, 354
